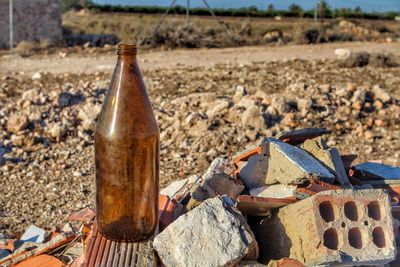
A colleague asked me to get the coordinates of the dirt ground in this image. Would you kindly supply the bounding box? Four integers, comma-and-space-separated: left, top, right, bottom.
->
1, 42, 399, 74
0, 42, 399, 237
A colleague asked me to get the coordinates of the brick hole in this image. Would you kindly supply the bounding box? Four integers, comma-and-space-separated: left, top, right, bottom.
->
344, 201, 359, 221
348, 227, 363, 249
319, 201, 335, 222
367, 201, 381, 220
323, 228, 339, 250
372, 227, 386, 248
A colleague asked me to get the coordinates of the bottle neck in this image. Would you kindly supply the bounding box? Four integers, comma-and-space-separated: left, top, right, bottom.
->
116, 43, 137, 63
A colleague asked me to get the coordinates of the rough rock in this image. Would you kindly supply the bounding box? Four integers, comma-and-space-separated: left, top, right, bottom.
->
153, 196, 258, 267
77, 102, 101, 131
240, 138, 335, 188
187, 173, 245, 209
242, 106, 265, 130
372, 85, 391, 103
7, 114, 29, 134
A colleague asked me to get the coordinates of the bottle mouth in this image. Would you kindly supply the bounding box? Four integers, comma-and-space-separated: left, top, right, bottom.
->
117, 43, 137, 55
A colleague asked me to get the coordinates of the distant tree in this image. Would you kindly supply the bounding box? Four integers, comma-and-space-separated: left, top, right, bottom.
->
289, 3, 303, 17
267, 4, 274, 12
354, 6, 362, 13
317, 0, 331, 20
248, 5, 258, 12
62, 0, 93, 12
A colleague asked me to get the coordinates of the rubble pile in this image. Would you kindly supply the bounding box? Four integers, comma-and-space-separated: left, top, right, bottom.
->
0, 59, 399, 237
1, 129, 400, 266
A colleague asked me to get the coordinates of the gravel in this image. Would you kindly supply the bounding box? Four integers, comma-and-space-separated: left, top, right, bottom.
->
0, 58, 399, 237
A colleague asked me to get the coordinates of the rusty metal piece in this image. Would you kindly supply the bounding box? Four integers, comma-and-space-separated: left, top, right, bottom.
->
95, 44, 159, 242
84, 225, 157, 267
276, 128, 329, 145
236, 195, 297, 216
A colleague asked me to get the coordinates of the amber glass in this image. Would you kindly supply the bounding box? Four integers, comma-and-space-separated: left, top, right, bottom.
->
94, 43, 159, 242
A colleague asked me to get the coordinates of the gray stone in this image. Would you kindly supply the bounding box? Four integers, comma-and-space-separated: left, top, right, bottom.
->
20, 224, 46, 243
78, 102, 101, 131
372, 85, 391, 103
241, 105, 265, 130
154, 196, 258, 267
202, 157, 234, 180
353, 162, 400, 180
187, 173, 245, 209
7, 114, 29, 134
240, 138, 335, 188
160, 178, 190, 198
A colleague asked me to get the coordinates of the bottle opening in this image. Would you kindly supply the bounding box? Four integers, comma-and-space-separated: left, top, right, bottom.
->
117, 43, 137, 55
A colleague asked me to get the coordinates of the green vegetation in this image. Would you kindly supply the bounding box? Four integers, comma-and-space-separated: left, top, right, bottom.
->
77, 2, 398, 20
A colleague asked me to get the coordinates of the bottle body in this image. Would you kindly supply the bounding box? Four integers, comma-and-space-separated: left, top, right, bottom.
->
95, 45, 159, 242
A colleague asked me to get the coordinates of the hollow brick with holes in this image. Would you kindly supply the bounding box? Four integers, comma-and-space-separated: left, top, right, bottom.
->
253, 189, 396, 266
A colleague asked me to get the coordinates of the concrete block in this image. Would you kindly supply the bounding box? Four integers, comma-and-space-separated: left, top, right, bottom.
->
254, 189, 396, 266
250, 184, 296, 199
240, 138, 335, 188
301, 137, 352, 188
187, 173, 244, 209
154, 196, 258, 267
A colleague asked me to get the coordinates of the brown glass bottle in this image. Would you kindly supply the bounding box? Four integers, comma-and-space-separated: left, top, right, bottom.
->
94, 44, 159, 242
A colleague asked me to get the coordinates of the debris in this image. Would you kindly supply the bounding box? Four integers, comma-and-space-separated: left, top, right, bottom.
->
160, 178, 190, 198
20, 225, 46, 243
31, 72, 42, 80
236, 195, 296, 216
67, 208, 95, 223
0, 232, 75, 266
159, 194, 184, 231
249, 184, 296, 199
239, 138, 335, 188
352, 162, 400, 180
334, 48, 351, 60
276, 128, 328, 145
14, 254, 63, 267
372, 85, 392, 103
187, 173, 244, 209
301, 137, 352, 187
7, 114, 29, 134
294, 179, 342, 199
84, 226, 156, 267
77, 102, 101, 131
254, 189, 396, 266
153, 196, 258, 267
